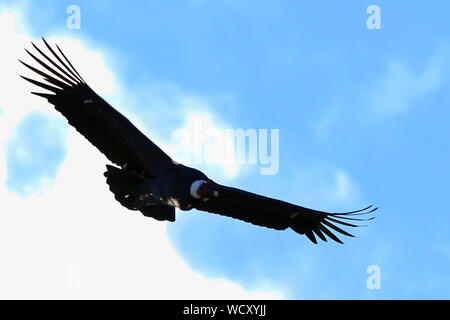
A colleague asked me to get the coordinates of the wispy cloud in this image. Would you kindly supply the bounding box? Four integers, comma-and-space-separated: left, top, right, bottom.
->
365, 46, 450, 119
290, 164, 362, 210
315, 45, 450, 138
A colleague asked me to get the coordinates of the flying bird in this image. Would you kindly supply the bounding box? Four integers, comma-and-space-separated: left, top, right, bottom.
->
19, 39, 377, 244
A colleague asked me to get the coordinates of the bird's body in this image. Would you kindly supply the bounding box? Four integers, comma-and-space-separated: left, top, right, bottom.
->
20, 39, 377, 244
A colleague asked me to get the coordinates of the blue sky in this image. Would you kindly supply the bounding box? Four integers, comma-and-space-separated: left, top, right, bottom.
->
1, 0, 449, 299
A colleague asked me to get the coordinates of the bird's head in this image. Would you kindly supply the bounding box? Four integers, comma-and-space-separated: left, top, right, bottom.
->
190, 180, 219, 202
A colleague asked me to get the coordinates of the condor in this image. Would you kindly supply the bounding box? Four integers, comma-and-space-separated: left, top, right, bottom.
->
19, 38, 377, 244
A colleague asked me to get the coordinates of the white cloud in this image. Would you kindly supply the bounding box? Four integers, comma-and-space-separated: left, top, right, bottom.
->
0, 6, 282, 299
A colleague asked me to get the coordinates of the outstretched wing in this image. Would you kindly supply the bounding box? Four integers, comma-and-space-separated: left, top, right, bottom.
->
194, 184, 377, 244
19, 38, 172, 176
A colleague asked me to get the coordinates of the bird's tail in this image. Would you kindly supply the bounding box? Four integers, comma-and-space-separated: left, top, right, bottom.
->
103, 165, 175, 222
103, 165, 145, 210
